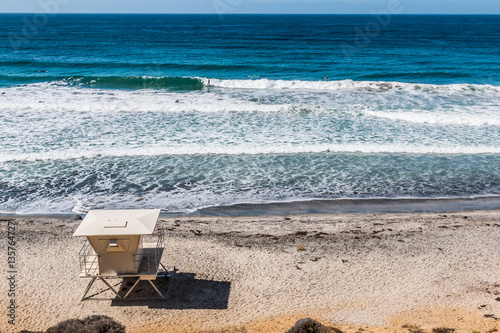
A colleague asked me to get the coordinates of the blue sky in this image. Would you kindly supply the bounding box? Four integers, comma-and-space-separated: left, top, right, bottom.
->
1, 0, 499, 14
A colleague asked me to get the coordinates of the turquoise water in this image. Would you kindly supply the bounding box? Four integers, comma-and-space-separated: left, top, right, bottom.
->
1, 14, 500, 214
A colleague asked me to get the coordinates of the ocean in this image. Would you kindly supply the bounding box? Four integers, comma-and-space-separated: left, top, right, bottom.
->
1, 14, 500, 216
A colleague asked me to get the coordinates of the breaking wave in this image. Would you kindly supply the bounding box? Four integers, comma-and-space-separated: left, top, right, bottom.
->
202, 77, 500, 93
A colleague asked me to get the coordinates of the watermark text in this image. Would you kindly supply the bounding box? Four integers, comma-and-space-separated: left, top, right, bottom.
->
6, 221, 17, 326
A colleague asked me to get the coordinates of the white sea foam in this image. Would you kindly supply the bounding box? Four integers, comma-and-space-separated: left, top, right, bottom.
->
364, 109, 500, 126
1, 80, 498, 117
1, 79, 499, 165
1, 143, 500, 163
3, 153, 500, 216
0, 82, 291, 113
201, 77, 500, 93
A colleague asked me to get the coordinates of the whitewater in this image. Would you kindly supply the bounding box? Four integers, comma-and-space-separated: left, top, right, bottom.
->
1, 76, 500, 214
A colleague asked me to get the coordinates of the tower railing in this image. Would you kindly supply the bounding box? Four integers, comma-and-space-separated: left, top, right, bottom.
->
78, 239, 99, 276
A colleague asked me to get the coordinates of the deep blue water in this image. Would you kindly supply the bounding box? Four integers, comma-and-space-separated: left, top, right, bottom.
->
1, 14, 499, 214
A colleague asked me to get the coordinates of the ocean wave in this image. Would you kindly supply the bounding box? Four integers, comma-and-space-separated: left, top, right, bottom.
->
62, 75, 204, 90
2, 77, 498, 118
363, 109, 500, 126
0, 83, 291, 113
2, 153, 500, 215
201, 77, 500, 93
2, 144, 500, 163
3, 75, 500, 93
0, 75, 204, 90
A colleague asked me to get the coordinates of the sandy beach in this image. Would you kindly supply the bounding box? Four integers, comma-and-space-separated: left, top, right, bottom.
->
2, 210, 500, 333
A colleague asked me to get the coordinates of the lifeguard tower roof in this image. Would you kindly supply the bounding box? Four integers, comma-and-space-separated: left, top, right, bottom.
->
73, 209, 161, 237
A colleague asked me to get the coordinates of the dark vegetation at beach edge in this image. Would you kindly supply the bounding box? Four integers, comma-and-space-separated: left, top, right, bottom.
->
18, 316, 480, 333
18, 315, 125, 333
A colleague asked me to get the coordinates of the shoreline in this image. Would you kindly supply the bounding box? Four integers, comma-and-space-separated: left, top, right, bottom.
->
2, 195, 500, 219
2, 210, 500, 332
193, 196, 500, 216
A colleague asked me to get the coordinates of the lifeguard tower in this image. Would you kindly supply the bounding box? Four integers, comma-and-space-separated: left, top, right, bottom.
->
73, 209, 170, 300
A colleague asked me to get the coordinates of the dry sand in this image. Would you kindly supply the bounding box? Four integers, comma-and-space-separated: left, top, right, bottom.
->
2, 211, 500, 333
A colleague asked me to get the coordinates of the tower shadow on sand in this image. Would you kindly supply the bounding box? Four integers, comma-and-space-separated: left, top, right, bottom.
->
109, 272, 231, 310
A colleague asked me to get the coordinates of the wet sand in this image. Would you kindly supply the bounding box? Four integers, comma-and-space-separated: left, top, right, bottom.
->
1, 210, 500, 332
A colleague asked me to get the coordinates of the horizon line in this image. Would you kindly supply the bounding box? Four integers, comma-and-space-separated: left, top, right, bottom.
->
1, 12, 500, 15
